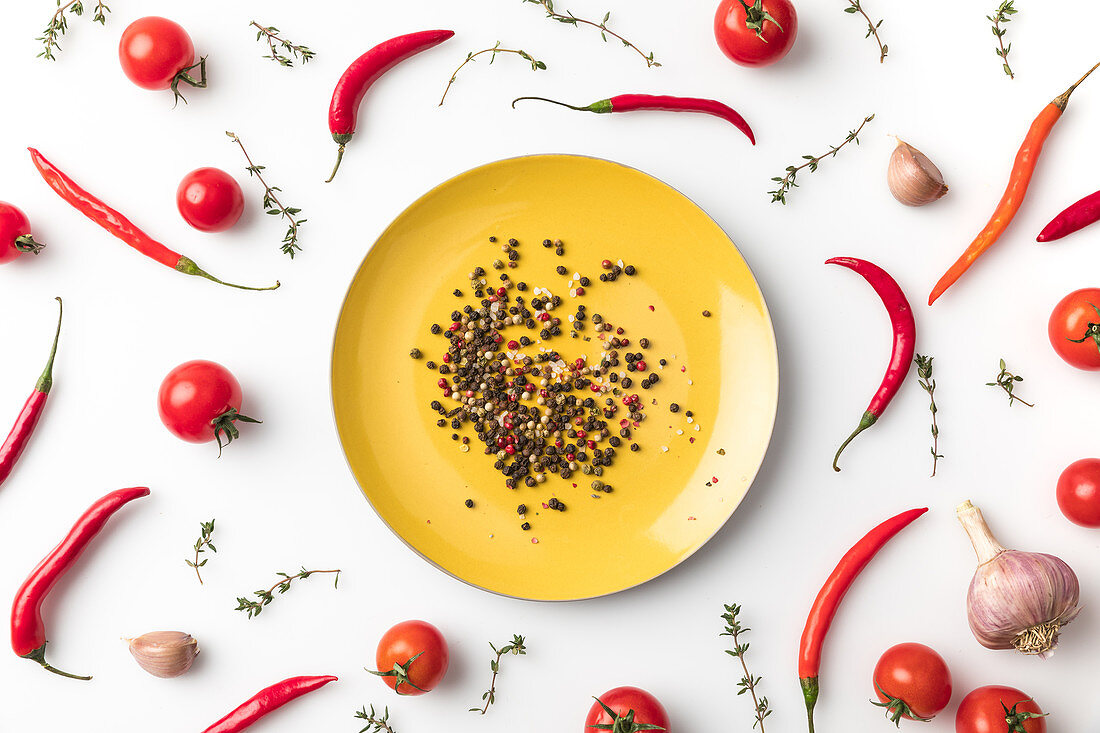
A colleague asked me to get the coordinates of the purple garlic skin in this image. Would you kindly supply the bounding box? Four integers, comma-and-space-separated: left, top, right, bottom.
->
967, 550, 1081, 657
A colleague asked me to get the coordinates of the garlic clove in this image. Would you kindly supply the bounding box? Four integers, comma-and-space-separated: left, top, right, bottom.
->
957, 501, 1081, 657
888, 139, 949, 206
127, 631, 199, 678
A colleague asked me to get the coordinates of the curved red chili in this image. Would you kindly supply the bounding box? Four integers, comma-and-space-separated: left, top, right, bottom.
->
201, 675, 338, 732
511, 94, 756, 144
28, 148, 279, 292
326, 30, 455, 182
0, 298, 62, 490
825, 257, 916, 472
1037, 188, 1100, 242
11, 486, 150, 680
799, 506, 928, 733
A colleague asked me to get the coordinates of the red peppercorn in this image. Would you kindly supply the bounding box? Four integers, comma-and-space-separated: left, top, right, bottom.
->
636, 360, 647, 370
489, 295, 498, 303
566, 452, 575, 461
508, 340, 519, 350
539, 313, 550, 322
587, 440, 596, 449
576, 430, 587, 438
505, 445, 516, 455
443, 353, 452, 363
437, 378, 448, 388
602, 259, 613, 269
496, 437, 507, 448
589, 384, 600, 392
575, 287, 585, 296
620, 338, 630, 347
616, 328, 624, 335
497, 287, 507, 297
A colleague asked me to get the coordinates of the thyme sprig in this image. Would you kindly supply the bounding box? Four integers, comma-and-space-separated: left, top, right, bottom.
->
37, 0, 109, 61
521, 0, 660, 68
843, 1, 887, 63
768, 114, 874, 204
226, 131, 306, 258
470, 635, 527, 714
185, 519, 216, 585
987, 358, 1033, 407
988, 1, 1017, 79
250, 21, 315, 67
355, 705, 396, 733
721, 604, 771, 731
440, 43, 547, 106
234, 567, 340, 619
914, 355, 943, 477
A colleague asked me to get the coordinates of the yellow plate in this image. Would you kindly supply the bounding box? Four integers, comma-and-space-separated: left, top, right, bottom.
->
332, 155, 778, 601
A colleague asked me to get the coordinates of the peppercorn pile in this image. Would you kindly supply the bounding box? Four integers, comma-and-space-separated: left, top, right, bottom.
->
413, 237, 691, 532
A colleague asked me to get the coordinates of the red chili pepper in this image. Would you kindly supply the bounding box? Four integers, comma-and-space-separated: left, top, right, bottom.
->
512, 94, 756, 144
0, 298, 62, 491
201, 675, 338, 733
799, 507, 928, 733
28, 148, 279, 292
1037, 189, 1100, 243
326, 30, 455, 182
11, 486, 150, 680
825, 257, 916, 472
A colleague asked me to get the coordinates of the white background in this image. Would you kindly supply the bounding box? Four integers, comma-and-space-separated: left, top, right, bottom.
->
1, 1, 1098, 731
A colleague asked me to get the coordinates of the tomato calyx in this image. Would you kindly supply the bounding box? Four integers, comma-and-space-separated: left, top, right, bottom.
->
1065, 302, 1100, 354
14, 234, 44, 255
1002, 700, 1048, 733
871, 683, 932, 726
588, 698, 666, 732
171, 56, 208, 108
211, 408, 261, 458
367, 651, 427, 695
736, 0, 784, 40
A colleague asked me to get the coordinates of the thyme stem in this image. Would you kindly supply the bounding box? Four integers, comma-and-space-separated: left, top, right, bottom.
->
988, 2, 1016, 79
249, 21, 315, 67
914, 355, 942, 477
234, 567, 341, 618
470, 635, 527, 714
844, 1, 888, 63
722, 604, 771, 731
768, 114, 874, 204
355, 705, 396, 733
184, 519, 216, 585
521, 0, 660, 67
37, 0, 110, 61
226, 131, 306, 258
987, 358, 1033, 407
440, 43, 547, 106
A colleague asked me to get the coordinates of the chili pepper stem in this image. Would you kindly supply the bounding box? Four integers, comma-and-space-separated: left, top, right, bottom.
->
1053, 61, 1100, 110
325, 144, 347, 184
511, 96, 611, 114
832, 411, 877, 472
174, 256, 279, 291
22, 644, 91, 681
801, 676, 818, 733
15, 234, 45, 254
34, 298, 63, 395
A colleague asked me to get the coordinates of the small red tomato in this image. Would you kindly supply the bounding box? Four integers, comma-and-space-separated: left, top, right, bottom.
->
714, 0, 798, 67
1057, 458, 1100, 527
0, 202, 44, 265
872, 643, 952, 723
157, 360, 260, 454
585, 687, 670, 732
177, 168, 245, 233
1048, 288, 1100, 370
372, 620, 449, 695
119, 17, 206, 100
956, 685, 1046, 733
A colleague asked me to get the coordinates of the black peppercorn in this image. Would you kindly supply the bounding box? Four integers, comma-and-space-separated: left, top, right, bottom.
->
521, 522, 531, 530
670, 403, 680, 413
464, 498, 474, 508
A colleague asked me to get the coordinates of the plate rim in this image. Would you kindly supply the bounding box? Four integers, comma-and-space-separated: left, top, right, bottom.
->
329, 152, 780, 602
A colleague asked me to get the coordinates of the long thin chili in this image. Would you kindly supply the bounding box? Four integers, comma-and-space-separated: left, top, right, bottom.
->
512, 94, 756, 145
826, 257, 915, 472
28, 148, 279, 292
201, 675, 338, 732
928, 61, 1099, 305
0, 298, 62, 490
11, 486, 150, 680
326, 30, 455, 182
1037, 188, 1100, 243
799, 506, 928, 733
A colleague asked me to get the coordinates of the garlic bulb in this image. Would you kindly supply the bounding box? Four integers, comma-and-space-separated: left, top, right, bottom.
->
957, 501, 1080, 657
127, 631, 199, 678
887, 139, 948, 206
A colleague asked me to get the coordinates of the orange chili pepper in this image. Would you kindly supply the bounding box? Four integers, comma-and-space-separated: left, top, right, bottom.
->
929, 61, 1099, 306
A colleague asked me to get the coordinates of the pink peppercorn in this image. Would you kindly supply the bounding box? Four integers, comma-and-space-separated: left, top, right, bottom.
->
636, 360, 647, 370
575, 287, 585, 296
508, 340, 519, 350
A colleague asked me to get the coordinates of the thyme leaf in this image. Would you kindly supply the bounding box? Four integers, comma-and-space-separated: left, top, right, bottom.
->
37, 0, 110, 61
250, 21, 315, 67
987, 1, 1017, 79
520, 0, 660, 68
914, 355, 943, 477
987, 358, 1033, 407
843, 1, 887, 62
184, 519, 216, 585
470, 635, 527, 714
722, 604, 771, 731
234, 567, 341, 619
440, 42, 547, 106
226, 131, 306, 258
355, 705, 396, 733
768, 114, 874, 204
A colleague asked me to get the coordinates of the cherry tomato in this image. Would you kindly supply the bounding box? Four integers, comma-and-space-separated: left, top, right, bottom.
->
1057, 458, 1100, 527
177, 168, 245, 233
119, 17, 204, 96
585, 687, 670, 732
872, 642, 952, 723
373, 620, 449, 695
158, 360, 259, 454
956, 686, 1046, 733
714, 0, 798, 67
0, 202, 44, 265
1048, 288, 1100, 370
